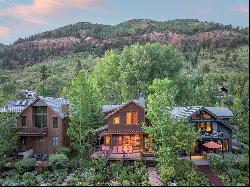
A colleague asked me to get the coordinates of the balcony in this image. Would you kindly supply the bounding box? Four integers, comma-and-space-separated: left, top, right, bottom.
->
19, 127, 48, 136
200, 132, 223, 140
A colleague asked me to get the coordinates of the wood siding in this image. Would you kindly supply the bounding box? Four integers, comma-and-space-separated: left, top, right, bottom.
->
107, 102, 145, 132
17, 101, 69, 154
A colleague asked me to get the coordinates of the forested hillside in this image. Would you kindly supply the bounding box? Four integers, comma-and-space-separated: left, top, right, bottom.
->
0, 19, 248, 69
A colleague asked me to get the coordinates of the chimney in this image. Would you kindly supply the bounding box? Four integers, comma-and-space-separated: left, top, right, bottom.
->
61, 103, 69, 114
138, 93, 145, 107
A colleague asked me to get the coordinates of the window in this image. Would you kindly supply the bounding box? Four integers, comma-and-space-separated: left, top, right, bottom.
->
52, 136, 59, 146
132, 112, 138, 125
222, 140, 229, 151
105, 136, 110, 145
126, 112, 132, 124
199, 122, 205, 131
53, 117, 59, 128
126, 112, 138, 125
33, 106, 47, 128
203, 113, 211, 119
113, 116, 120, 125
21, 116, 27, 127
33, 136, 43, 142
206, 122, 212, 132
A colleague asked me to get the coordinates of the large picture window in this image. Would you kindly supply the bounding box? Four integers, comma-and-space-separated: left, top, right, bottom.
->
33, 106, 47, 128
126, 111, 138, 125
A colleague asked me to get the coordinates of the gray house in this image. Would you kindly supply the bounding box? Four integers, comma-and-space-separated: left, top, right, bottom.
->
170, 106, 234, 154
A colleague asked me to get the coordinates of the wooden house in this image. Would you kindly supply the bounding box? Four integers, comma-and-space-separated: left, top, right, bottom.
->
15, 96, 71, 155
91, 96, 234, 160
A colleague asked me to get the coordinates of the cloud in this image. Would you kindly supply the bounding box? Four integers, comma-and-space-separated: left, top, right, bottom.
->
0, 0, 104, 25
0, 0, 106, 43
0, 26, 10, 37
230, 5, 249, 16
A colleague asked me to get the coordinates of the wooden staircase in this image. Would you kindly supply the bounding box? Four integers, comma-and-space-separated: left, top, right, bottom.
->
197, 165, 224, 186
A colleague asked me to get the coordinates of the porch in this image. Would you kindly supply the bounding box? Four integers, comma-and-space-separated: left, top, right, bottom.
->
89, 145, 156, 161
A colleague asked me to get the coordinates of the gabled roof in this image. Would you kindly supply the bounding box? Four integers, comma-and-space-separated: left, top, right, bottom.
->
170, 106, 234, 130
17, 96, 69, 118
170, 106, 234, 118
104, 100, 144, 120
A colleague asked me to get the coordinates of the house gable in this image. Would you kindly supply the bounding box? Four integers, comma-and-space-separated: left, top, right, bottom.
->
106, 102, 145, 133
189, 107, 234, 131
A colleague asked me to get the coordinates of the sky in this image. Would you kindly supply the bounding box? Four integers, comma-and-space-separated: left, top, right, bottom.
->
0, 0, 249, 44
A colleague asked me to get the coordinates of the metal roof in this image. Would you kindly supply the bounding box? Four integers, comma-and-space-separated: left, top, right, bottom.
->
1, 96, 69, 118
34, 96, 69, 118
169, 106, 234, 118
0, 99, 34, 113
102, 105, 121, 113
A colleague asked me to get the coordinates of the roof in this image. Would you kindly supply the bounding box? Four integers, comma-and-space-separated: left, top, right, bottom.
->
0, 99, 34, 113
170, 106, 234, 130
17, 96, 69, 118
104, 100, 144, 120
102, 105, 121, 113
170, 106, 234, 118
92, 125, 108, 134
205, 107, 234, 117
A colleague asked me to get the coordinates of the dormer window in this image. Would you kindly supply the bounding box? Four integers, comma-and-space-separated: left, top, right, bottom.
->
126, 111, 138, 125
113, 116, 120, 125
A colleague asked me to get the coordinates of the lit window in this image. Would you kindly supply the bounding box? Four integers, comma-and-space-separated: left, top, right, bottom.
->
206, 122, 212, 132
132, 112, 138, 125
113, 116, 120, 125
199, 122, 205, 131
105, 136, 110, 145
222, 140, 229, 151
52, 136, 59, 146
126, 112, 132, 125
126, 112, 138, 125
203, 113, 211, 119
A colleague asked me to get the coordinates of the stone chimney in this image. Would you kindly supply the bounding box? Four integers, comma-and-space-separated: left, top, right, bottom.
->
138, 93, 145, 107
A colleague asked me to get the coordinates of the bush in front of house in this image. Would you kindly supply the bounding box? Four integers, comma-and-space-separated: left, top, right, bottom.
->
56, 147, 71, 157
15, 158, 37, 174
49, 153, 69, 170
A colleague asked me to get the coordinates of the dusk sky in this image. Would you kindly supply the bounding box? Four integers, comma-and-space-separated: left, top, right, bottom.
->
0, 0, 249, 44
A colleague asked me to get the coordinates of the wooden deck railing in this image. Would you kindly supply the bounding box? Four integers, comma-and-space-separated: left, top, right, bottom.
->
19, 127, 48, 136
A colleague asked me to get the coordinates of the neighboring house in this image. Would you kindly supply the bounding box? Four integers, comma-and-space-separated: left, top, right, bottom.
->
0, 99, 34, 113
1, 96, 70, 155
92, 96, 234, 160
170, 106, 234, 154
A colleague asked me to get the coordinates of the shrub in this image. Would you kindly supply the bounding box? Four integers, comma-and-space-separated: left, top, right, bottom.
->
22, 172, 37, 186
15, 158, 37, 174
56, 147, 71, 157
49, 154, 69, 170
68, 157, 79, 170
0, 159, 6, 170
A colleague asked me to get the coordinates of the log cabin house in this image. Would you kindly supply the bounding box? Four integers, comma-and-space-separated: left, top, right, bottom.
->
91, 95, 234, 160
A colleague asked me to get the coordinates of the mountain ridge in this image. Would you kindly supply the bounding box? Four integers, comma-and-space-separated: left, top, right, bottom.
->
0, 19, 248, 69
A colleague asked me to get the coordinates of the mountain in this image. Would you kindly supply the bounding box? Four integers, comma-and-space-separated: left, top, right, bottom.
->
0, 19, 248, 69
